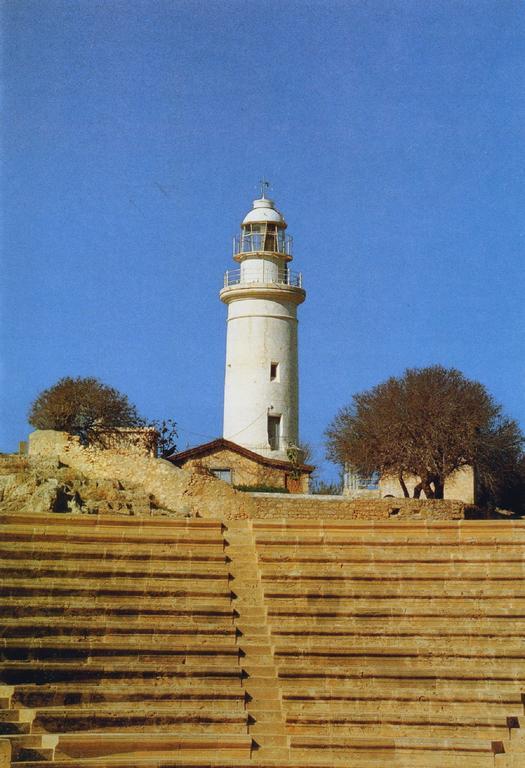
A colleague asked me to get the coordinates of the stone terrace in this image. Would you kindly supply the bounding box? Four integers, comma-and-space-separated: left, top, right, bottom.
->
0, 507, 524, 766
0, 510, 251, 766
252, 518, 525, 766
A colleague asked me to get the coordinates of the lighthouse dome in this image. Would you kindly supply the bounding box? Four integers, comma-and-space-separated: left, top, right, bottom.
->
241, 197, 286, 226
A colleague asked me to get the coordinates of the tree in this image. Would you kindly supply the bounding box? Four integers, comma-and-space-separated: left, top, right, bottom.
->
494, 455, 525, 514
149, 418, 178, 458
28, 377, 144, 442
325, 366, 523, 500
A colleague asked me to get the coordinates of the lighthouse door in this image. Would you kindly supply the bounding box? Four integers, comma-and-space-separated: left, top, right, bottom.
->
285, 474, 302, 494
268, 415, 281, 451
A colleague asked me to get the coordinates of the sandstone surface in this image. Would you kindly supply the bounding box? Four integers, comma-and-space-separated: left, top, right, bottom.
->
0, 435, 522, 766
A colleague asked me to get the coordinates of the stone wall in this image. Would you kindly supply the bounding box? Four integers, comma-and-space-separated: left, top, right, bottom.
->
27, 430, 255, 520
249, 492, 468, 520
180, 448, 309, 493
27, 427, 157, 457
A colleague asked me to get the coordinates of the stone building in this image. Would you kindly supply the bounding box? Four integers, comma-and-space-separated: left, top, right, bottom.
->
167, 437, 313, 493
379, 466, 477, 503
343, 464, 477, 503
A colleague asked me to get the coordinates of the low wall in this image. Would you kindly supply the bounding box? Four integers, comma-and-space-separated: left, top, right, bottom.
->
249, 492, 468, 520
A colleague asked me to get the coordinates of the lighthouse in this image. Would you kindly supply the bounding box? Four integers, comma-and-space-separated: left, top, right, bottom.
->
220, 185, 306, 460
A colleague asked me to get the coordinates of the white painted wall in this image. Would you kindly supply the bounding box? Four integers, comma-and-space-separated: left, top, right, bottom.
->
240, 255, 282, 283
221, 196, 305, 461
222, 295, 299, 459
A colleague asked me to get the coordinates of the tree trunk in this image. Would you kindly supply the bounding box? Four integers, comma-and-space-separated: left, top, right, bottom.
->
398, 474, 410, 498
433, 477, 444, 499
413, 475, 435, 499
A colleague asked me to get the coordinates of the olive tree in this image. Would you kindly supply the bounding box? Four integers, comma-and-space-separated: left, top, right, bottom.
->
325, 366, 523, 500
29, 377, 142, 435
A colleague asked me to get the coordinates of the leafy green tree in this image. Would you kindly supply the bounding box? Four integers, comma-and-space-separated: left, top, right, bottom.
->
326, 366, 523, 500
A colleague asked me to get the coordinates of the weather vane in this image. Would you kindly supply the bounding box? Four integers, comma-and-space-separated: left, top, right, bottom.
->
258, 178, 271, 199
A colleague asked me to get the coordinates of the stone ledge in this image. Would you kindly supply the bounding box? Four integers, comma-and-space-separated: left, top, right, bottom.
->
248, 494, 469, 521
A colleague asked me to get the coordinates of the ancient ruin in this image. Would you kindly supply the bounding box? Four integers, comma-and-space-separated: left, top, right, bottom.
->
0, 436, 524, 767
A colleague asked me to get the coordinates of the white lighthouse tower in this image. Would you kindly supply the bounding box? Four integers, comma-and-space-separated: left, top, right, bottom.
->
220, 185, 306, 460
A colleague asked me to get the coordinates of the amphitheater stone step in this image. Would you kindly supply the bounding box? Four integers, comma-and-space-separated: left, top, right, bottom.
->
12, 681, 245, 707
3, 732, 59, 761
54, 731, 253, 759
289, 734, 505, 766
1, 507, 524, 767
0, 706, 35, 735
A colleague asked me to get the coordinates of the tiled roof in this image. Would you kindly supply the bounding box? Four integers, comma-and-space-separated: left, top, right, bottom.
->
166, 437, 314, 473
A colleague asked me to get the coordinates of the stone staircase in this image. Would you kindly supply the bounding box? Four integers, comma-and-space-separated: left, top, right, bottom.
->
225, 521, 289, 762
0, 507, 524, 766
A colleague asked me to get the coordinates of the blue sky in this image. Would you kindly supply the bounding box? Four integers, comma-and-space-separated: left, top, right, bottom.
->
2, 0, 524, 480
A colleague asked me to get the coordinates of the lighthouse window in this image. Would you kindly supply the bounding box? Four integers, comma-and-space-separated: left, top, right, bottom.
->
270, 362, 279, 381
243, 224, 263, 252
263, 223, 277, 252
268, 415, 281, 451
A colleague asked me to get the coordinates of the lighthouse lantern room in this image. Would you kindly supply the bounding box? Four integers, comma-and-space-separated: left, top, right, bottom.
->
220, 186, 306, 460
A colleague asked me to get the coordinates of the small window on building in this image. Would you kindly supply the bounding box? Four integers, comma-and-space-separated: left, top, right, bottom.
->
270, 362, 279, 381
211, 468, 232, 484
268, 415, 281, 451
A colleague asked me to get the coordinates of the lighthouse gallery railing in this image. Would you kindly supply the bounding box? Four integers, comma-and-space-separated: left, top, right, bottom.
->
223, 268, 303, 289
